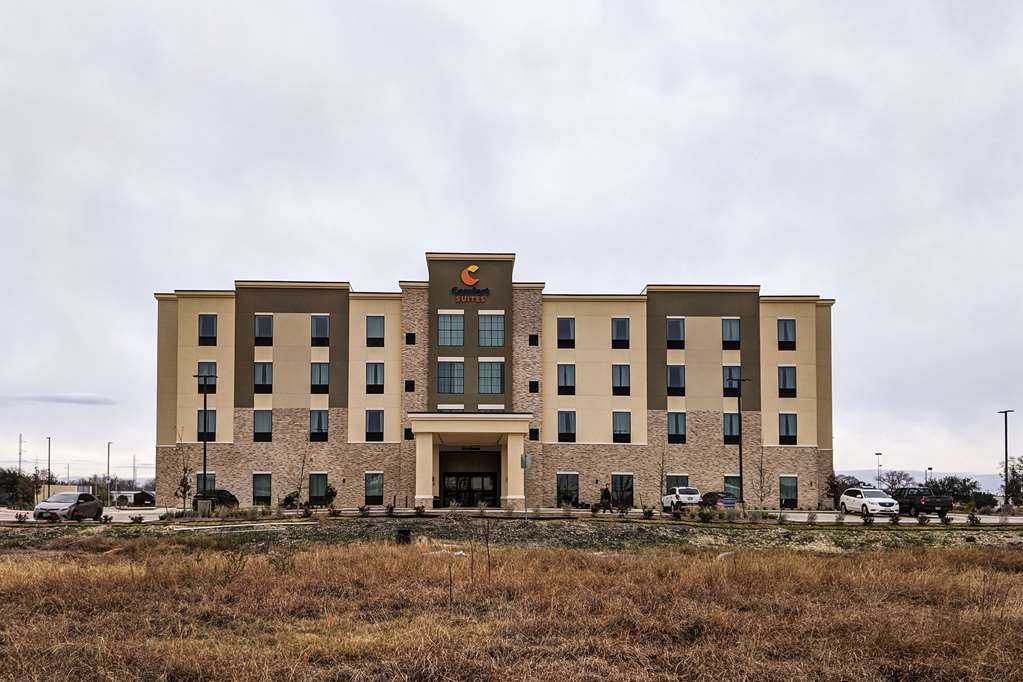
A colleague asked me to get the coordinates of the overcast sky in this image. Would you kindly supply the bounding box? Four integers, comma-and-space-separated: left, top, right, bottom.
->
2, 2, 1021, 482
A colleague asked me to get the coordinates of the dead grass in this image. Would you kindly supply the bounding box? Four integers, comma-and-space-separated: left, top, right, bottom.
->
1, 539, 1022, 681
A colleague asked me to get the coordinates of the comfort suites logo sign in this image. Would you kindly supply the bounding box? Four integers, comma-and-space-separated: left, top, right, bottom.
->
452, 264, 490, 302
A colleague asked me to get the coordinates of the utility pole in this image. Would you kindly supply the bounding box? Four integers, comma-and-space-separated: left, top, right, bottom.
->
46, 436, 51, 498
66, 463, 70, 485
875, 452, 882, 489
18, 434, 23, 476
998, 410, 1014, 507
132, 454, 136, 490
106, 441, 113, 506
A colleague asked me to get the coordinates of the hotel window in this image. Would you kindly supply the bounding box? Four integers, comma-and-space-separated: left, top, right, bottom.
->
309, 473, 328, 506
366, 409, 384, 442
723, 413, 740, 445
254, 362, 273, 394
197, 410, 216, 442
478, 361, 505, 394
528, 334, 539, 346
404, 380, 415, 392
254, 314, 273, 346
365, 472, 384, 506
557, 363, 576, 395
366, 362, 384, 394
722, 318, 741, 350
405, 332, 416, 345
611, 364, 630, 396
612, 411, 631, 443
611, 318, 630, 349
665, 474, 689, 491
253, 410, 272, 442
529, 427, 539, 441
366, 316, 385, 347
311, 362, 329, 394
557, 317, 575, 349
311, 315, 329, 347
667, 318, 685, 349
779, 413, 797, 445
309, 410, 328, 442
778, 319, 796, 350
252, 473, 271, 506
556, 473, 579, 507
668, 412, 686, 444
403, 427, 414, 441
779, 475, 798, 509
437, 361, 464, 394
611, 474, 634, 507
438, 313, 464, 346
528, 380, 539, 393
196, 473, 215, 495
667, 365, 686, 396
198, 314, 217, 346
557, 410, 576, 442
479, 313, 505, 347
723, 366, 741, 397
724, 475, 741, 498
197, 361, 216, 395
778, 366, 797, 398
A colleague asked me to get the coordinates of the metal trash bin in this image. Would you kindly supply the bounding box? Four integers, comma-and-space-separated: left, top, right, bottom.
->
395, 528, 412, 545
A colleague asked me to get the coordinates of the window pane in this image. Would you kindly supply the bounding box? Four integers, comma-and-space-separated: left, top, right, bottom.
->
611, 474, 634, 507
723, 366, 740, 388
779, 366, 796, 390
254, 362, 272, 385
438, 314, 464, 346
255, 315, 273, 338
197, 409, 216, 433
311, 362, 329, 385
253, 474, 271, 500
556, 473, 579, 506
365, 472, 384, 497
479, 314, 504, 347
437, 361, 464, 394
311, 315, 329, 339
366, 409, 383, 433
198, 362, 216, 387
558, 411, 576, 433
778, 319, 796, 343
612, 412, 631, 435
196, 473, 215, 494
612, 364, 630, 388
724, 476, 741, 497
779, 476, 798, 499
478, 362, 505, 394
309, 473, 327, 498
667, 318, 685, 342
310, 410, 328, 433
780, 414, 797, 437
199, 314, 217, 337
611, 318, 629, 341
666, 474, 689, 490
667, 365, 685, 388
366, 362, 384, 385
366, 315, 384, 339
557, 317, 575, 340
557, 364, 575, 386
254, 410, 272, 433
723, 413, 739, 436
722, 318, 740, 342
668, 412, 686, 436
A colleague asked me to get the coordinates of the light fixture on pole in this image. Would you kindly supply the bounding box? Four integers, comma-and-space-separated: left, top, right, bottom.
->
998, 410, 1014, 507
926, 467, 933, 484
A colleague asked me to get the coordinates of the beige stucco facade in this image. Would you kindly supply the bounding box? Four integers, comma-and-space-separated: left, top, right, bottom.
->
347, 295, 403, 443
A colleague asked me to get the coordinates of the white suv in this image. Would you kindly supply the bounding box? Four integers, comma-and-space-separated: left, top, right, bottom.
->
661, 486, 701, 511
839, 487, 899, 515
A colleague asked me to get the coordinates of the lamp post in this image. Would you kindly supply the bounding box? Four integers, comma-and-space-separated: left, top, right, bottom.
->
875, 452, 882, 489
106, 441, 113, 506
998, 410, 1014, 507
194, 371, 218, 502
926, 467, 933, 484
727, 375, 753, 507
46, 436, 51, 498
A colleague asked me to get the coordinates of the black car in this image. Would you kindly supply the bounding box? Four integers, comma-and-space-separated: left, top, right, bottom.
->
701, 491, 738, 509
192, 489, 239, 512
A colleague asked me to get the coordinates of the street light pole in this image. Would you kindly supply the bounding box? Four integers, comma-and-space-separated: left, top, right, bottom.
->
106, 441, 113, 506
46, 436, 51, 498
194, 371, 218, 501
998, 410, 1014, 507
875, 452, 882, 489
728, 375, 752, 507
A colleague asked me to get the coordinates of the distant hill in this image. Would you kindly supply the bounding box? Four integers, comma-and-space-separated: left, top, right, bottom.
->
837, 470, 1003, 494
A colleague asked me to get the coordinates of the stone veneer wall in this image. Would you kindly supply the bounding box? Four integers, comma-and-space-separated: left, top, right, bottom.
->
512, 288, 544, 506
399, 285, 429, 504
155, 408, 402, 508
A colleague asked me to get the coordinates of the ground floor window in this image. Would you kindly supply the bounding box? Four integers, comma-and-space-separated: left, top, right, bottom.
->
611, 474, 634, 508
665, 474, 689, 492
252, 473, 271, 506
724, 475, 741, 498
309, 473, 328, 506
196, 473, 215, 495
365, 472, 384, 505
556, 473, 579, 507
779, 476, 798, 509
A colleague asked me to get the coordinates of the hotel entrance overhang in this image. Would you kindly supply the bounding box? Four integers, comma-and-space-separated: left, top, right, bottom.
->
409, 412, 532, 510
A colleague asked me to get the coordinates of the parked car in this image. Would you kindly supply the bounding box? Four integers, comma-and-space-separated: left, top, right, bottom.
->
839, 487, 899, 515
891, 487, 952, 518
33, 492, 103, 521
192, 489, 239, 512
701, 491, 737, 509
662, 486, 701, 511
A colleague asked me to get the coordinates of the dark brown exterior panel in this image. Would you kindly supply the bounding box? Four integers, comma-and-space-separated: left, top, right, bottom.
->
234, 287, 350, 408
645, 290, 761, 411
426, 258, 514, 411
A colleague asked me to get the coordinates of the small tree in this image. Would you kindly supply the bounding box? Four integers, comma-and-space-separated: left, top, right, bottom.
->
1001, 457, 1023, 506
878, 470, 914, 496
174, 452, 194, 511
825, 474, 861, 507
749, 447, 773, 508
928, 475, 980, 504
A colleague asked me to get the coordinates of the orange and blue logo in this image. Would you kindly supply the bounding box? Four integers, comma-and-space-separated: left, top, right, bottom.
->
460, 264, 480, 286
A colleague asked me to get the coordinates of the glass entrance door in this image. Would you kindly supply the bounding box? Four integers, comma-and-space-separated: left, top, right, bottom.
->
442, 473, 499, 508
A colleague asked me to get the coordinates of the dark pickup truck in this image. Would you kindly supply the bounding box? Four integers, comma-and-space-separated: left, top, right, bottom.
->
892, 487, 953, 517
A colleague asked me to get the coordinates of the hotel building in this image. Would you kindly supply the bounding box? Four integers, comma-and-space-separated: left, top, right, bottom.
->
155, 252, 834, 510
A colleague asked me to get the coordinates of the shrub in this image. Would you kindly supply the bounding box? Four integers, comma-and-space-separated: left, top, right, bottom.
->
414, 505, 426, 517
642, 506, 654, 520
281, 492, 300, 510
776, 513, 787, 525
834, 510, 845, 524
129, 515, 144, 524
14, 512, 27, 523
888, 513, 901, 526
916, 514, 930, 525
724, 509, 737, 523
267, 547, 296, 574
357, 505, 370, 517
861, 513, 875, 526
385, 503, 396, 517
939, 514, 953, 525
324, 483, 338, 508
671, 509, 683, 521
327, 505, 340, 517
697, 506, 714, 523
590, 503, 600, 516
805, 511, 817, 526
749, 510, 763, 523
616, 504, 631, 518
979, 506, 993, 516
967, 509, 981, 526
300, 504, 313, 518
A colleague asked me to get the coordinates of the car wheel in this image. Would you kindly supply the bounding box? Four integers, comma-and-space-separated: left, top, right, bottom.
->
862, 505, 869, 516
938, 511, 947, 519
94, 509, 102, 521
840, 503, 848, 514
909, 505, 918, 517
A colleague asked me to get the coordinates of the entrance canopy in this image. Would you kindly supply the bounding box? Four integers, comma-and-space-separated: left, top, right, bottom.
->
409, 412, 532, 509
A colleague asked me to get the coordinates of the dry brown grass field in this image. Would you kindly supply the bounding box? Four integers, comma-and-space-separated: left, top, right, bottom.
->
1, 532, 1023, 681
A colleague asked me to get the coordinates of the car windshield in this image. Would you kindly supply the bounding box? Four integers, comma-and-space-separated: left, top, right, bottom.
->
863, 490, 888, 498
917, 488, 933, 495
45, 493, 78, 503
678, 488, 698, 495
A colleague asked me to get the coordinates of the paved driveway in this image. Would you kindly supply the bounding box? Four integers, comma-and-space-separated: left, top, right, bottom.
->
0, 506, 164, 524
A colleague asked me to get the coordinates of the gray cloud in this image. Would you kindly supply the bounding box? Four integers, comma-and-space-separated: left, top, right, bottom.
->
1, 1, 1021, 478
1, 394, 118, 406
